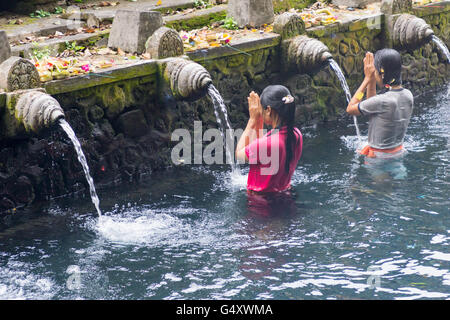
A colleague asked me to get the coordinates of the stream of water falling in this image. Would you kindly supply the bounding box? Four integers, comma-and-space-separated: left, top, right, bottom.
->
207, 84, 240, 174
431, 35, 450, 63
59, 119, 102, 217
328, 59, 362, 145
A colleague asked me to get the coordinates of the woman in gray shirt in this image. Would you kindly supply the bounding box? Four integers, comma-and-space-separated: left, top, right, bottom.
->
346, 49, 414, 159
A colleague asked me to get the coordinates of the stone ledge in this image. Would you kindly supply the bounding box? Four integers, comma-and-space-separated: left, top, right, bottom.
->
307, 14, 384, 37
412, 0, 450, 17
187, 34, 281, 61
43, 60, 158, 95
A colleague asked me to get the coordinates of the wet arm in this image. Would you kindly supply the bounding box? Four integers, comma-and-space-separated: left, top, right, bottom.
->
367, 77, 376, 99
235, 118, 263, 162
348, 52, 376, 115
236, 91, 264, 162
346, 78, 372, 116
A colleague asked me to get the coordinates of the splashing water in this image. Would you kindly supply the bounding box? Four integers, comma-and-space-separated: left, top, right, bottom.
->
329, 59, 362, 146
207, 84, 241, 176
431, 35, 450, 63
59, 119, 101, 217
92, 210, 186, 245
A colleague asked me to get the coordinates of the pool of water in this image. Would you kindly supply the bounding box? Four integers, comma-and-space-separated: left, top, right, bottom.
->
0, 86, 449, 300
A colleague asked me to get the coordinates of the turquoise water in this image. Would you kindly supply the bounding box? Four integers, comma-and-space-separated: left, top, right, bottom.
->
0, 86, 448, 300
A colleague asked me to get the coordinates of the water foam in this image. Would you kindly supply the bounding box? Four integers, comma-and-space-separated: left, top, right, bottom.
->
340, 135, 367, 152
230, 169, 247, 189
93, 209, 185, 245
0, 260, 55, 300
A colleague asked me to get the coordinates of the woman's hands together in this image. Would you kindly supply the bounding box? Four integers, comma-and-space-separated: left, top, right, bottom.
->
248, 91, 263, 122
364, 52, 376, 81
236, 91, 264, 161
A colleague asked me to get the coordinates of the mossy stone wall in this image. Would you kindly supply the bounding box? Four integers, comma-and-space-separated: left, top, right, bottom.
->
402, 9, 450, 91
0, 3, 449, 214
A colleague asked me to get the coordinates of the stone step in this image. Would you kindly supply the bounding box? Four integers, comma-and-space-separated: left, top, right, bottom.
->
4, 0, 196, 41
11, 30, 109, 59
6, 18, 84, 41
164, 4, 227, 30
10, 5, 228, 57
74, 0, 197, 22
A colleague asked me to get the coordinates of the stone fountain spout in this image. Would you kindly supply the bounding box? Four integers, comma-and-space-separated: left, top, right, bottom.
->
15, 91, 65, 133
392, 14, 434, 49
163, 58, 213, 101
286, 35, 333, 73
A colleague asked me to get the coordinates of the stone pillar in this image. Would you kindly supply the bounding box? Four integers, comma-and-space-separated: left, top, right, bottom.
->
0, 31, 11, 65
145, 27, 184, 59
0, 57, 40, 92
108, 10, 163, 54
227, 0, 274, 28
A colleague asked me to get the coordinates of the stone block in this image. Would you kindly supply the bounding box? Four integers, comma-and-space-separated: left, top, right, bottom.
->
0, 31, 11, 64
0, 57, 40, 92
227, 0, 274, 28
117, 109, 149, 138
108, 10, 163, 54
274, 12, 305, 39
145, 27, 184, 59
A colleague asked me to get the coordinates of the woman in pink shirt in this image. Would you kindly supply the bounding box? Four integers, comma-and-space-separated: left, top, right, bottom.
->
235, 85, 303, 194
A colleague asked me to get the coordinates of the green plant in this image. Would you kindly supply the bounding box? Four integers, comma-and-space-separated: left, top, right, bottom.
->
222, 16, 238, 30
194, 0, 212, 9
65, 41, 85, 52
31, 43, 51, 60
54, 7, 64, 14
30, 10, 51, 18
74, 0, 84, 3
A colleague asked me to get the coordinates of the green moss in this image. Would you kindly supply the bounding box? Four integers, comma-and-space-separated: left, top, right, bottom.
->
0, 93, 6, 109
165, 11, 227, 31
272, 0, 316, 13
97, 85, 127, 118
227, 54, 248, 68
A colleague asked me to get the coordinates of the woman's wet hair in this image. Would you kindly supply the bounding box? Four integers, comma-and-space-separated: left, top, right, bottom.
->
374, 48, 403, 86
260, 85, 296, 173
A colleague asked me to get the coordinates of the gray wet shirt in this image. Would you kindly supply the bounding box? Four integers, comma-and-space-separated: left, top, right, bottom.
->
358, 88, 414, 149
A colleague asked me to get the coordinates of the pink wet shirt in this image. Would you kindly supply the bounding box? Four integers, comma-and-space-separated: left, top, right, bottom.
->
245, 126, 303, 193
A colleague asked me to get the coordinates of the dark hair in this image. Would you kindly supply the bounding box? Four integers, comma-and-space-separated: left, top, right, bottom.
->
260, 85, 296, 173
374, 48, 403, 86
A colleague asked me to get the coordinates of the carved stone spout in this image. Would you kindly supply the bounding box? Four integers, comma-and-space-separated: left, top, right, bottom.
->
164, 58, 213, 100
286, 35, 332, 73
393, 14, 434, 49
15, 90, 65, 133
